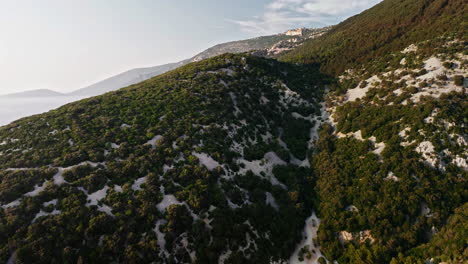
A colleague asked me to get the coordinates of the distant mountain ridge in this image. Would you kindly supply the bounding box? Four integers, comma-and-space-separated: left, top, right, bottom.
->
68, 61, 187, 97
1, 89, 64, 98
2, 27, 330, 99
70, 26, 329, 97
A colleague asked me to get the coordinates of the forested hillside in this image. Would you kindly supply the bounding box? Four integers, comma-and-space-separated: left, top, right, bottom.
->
0, 0, 466, 263
278, 0, 467, 263
314, 35, 467, 263
280, 0, 467, 75
0, 54, 330, 263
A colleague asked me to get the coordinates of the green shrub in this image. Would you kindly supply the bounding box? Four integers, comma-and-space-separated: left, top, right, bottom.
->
437, 74, 448, 81
442, 62, 453, 69
453, 75, 464, 86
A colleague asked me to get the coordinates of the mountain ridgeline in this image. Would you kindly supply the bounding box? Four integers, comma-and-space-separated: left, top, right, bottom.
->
0, 0, 467, 263
70, 27, 329, 97
2, 27, 329, 99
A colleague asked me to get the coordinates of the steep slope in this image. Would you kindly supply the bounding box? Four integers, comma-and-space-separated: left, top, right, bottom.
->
281, 0, 467, 75
313, 26, 467, 263
406, 202, 468, 263
70, 27, 330, 97
0, 54, 329, 263
270, 0, 468, 262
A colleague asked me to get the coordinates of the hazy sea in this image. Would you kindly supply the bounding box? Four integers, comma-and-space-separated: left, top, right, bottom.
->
0, 96, 85, 126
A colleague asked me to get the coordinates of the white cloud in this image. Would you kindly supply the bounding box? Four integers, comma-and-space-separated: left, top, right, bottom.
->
232, 0, 382, 35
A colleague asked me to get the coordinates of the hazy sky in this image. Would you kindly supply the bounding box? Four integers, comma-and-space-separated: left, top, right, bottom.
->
0, 0, 381, 95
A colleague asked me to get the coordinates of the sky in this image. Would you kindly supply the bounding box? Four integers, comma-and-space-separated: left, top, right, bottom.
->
0, 0, 381, 95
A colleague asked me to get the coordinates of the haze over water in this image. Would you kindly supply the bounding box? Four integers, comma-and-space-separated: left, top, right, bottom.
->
0, 96, 85, 126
